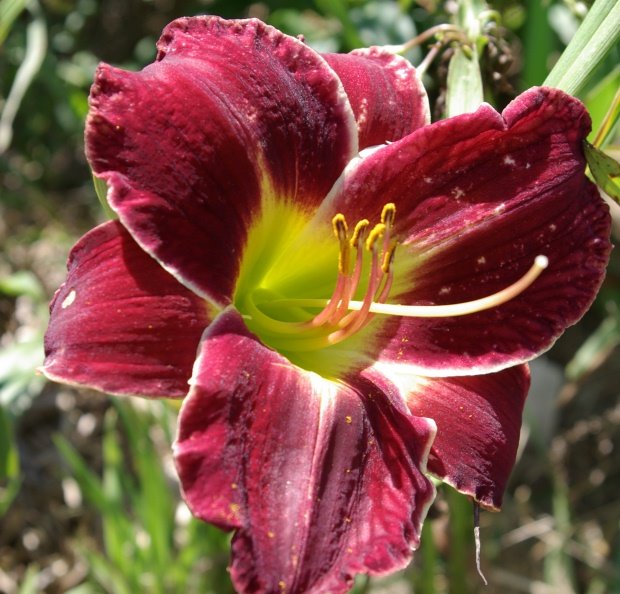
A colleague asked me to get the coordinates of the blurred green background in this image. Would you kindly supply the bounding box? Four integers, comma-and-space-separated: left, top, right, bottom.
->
1, 0, 619, 592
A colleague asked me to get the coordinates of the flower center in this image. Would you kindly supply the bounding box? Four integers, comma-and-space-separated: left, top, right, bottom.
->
239, 203, 548, 359
243, 203, 399, 353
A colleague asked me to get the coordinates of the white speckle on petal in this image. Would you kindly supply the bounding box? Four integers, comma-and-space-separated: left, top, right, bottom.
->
357, 97, 369, 126
452, 187, 465, 199
61, 290, 76, 309
503, 155, 516, 166
477, 256, 486, 265
439, 286, 451, 295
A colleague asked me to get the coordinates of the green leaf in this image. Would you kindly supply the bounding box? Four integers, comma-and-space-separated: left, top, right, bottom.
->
0, 270, 44, 299
544, 0, 620, 96
445, 46, 484, 117
565, 306, 620, 382
585, 68, 620, 146
585, 141, 620, 203
0, 405, 21, 516
0, 333, 46, 415
0, 405, 19, 479
0, 0, 29, 45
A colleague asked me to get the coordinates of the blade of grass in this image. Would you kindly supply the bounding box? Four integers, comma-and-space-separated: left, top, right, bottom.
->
100, 407, 144, 589
544, 0, 620, 96
81, 548, 133, 594
53, 435, 110, 512
114, 401, 175, 581
17, 564, 39, 594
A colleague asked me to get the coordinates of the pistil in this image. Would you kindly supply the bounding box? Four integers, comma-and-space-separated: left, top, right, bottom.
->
245, 204, 549, 353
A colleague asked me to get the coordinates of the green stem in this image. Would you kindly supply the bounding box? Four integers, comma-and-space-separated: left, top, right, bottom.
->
417, 518, 437, 592
447, 488, 472, 594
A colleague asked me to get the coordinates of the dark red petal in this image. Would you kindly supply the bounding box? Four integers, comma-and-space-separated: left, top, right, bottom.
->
323, 48, 429, 149
327, 87, 612, 374
174, 309, 435, 594
42, 221, 210, 397
86, 16, 357, 306
405, 365, 530, 510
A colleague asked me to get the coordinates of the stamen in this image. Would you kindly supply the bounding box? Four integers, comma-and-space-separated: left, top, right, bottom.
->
307, 214, 351, 327
345, 220, 369, 303
330, 226, 387, 343
244, 200, 548, 356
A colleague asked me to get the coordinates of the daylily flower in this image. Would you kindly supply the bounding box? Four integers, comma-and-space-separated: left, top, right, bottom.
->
42, 16, 611, 594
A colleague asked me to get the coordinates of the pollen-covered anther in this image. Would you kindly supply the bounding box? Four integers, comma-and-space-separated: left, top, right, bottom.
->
381, 202, 396, 227
310, 213, 355, 327
247, 205, 402, 350
365, 223, 386, 252
327, 211, 398, 344
350, 219, 370, 248
247, 202, 549, 352
381, 241, 398, 275
332, 214, 350, 275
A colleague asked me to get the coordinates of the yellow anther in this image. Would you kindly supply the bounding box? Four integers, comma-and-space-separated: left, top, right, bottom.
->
381, 203, 396, 226
350, 219, 370, 248
365, 223, 386, 251
332, 214, 348, 241
381, 241, 398, 273
332, 214, 351, 274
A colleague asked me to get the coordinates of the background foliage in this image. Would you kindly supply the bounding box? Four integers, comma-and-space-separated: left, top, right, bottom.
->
1, 0, 619, 592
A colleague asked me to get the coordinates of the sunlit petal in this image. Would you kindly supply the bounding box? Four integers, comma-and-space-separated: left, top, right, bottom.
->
175, 309, 436, 594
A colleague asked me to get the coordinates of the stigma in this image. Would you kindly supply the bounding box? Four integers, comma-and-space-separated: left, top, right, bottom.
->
244, 203, 548, 352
